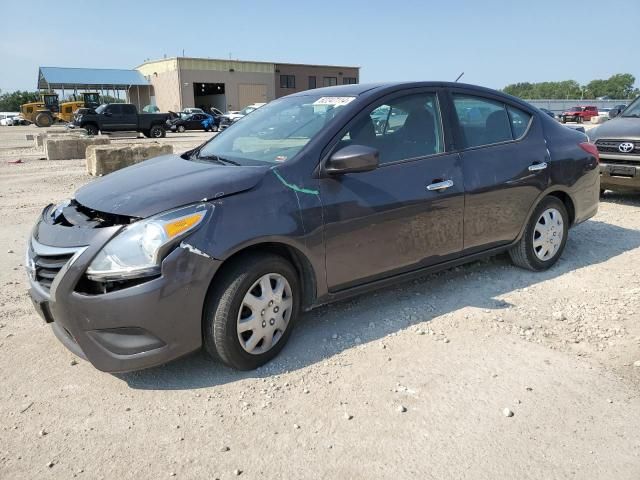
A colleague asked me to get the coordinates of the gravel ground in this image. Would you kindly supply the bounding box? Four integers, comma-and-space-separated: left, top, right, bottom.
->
0, 125, 639, 480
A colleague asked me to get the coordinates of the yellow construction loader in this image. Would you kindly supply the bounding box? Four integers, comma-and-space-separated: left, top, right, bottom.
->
20, 92, 100, 127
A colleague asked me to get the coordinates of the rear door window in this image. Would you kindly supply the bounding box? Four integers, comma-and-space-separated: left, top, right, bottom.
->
506, 106, 532, 139
122, 105, 137, 115
453, 95, 514, 148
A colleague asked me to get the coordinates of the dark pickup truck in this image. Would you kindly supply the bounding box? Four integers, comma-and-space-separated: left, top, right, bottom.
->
73, 103, 169, 138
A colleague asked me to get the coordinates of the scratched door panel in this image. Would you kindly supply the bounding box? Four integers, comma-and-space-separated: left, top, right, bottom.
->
321, 153, 464, 292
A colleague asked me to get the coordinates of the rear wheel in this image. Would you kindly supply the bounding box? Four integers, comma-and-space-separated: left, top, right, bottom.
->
35, 112, 53, 128
203, 253, 300, 370
149, 125, 165, 138
509, 196, 568, 271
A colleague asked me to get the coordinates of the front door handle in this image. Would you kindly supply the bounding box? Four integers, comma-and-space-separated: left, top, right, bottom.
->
528, 162, 548, 172
426, 179, 454, 191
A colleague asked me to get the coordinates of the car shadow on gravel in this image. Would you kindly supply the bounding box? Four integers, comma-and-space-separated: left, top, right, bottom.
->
600, 191, 640, 207
118, 219, 640, 390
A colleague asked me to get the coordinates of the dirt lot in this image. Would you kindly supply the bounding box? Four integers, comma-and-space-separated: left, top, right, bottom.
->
0, 125, 639, 480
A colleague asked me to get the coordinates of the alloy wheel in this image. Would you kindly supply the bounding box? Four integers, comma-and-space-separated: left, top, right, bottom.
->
532, 208, 564, 261
236, 273, 293, 355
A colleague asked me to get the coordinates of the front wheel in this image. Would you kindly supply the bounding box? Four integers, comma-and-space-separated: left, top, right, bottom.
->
84, 124, 99, 136
509, 196, 569, 271
577, 116, 583, 124
177, 125, 186, 133
35, 112, 53, 128
203, 253, 300, 370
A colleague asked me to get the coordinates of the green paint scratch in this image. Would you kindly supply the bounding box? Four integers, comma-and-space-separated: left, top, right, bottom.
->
272, 169, 319, 196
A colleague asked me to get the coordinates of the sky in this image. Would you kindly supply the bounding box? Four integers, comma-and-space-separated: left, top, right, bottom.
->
1, 0, 639, 92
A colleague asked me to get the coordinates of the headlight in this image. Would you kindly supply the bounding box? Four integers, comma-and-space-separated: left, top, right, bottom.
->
86, 203, 210, 281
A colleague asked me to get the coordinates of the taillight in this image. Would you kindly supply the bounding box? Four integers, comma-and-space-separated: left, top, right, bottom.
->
579, 142, 599, 164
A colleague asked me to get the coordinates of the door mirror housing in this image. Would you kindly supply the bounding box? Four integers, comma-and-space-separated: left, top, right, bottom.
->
609, 108, 620, 118
325, 145, 379, 175
103, 110, 112, 116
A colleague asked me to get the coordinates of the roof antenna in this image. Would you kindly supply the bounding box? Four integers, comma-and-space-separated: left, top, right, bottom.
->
454, 72, 464, 82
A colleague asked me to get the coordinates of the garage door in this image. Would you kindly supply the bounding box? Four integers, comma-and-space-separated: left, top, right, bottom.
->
238, 84, 267, 108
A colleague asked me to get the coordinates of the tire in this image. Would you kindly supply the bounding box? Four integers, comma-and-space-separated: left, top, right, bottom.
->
149, 125, 165, 138
509, 196, 569, 271
84, 124, 99, 136
177, 125, 186, 133
577, 116, 583, 124
560, 117, 566, 124
35, 112, 53, 128
203, 253, 301, 370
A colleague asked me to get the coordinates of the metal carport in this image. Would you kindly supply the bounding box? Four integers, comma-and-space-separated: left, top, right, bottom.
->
37, 67, 153, 110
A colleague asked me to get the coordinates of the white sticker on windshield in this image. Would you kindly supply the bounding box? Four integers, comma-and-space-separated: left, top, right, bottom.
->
312, 97, 355, 107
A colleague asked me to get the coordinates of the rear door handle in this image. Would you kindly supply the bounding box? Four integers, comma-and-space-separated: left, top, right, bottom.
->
528, 162, 548, 172
426, 179, 454, 191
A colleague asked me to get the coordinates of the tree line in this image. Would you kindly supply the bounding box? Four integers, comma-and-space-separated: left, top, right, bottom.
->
503, 73, 639, 100
0, 90, 124, 111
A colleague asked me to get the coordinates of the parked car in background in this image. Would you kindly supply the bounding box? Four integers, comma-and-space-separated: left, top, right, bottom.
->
589, 96, 640, 193
218, 102, 266, 130
609, 104, 628, 118
560, 106, 598, 124
167, 112, 218, 132
25, 82, 600, 373
73, 103, 170, 138
182, 107, 206, 115
539, 108, 555, 118
0, 113, 19, 126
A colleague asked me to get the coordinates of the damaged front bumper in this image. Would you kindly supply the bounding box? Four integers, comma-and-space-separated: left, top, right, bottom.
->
26, 205, 220, 373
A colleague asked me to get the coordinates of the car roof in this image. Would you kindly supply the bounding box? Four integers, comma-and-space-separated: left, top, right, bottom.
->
289, 81, 533, 104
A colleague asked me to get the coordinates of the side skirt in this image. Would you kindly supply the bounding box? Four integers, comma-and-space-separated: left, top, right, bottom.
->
310, 243, 514, 310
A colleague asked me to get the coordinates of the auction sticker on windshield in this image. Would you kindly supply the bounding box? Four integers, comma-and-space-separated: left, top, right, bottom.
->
312, 97, 356, 106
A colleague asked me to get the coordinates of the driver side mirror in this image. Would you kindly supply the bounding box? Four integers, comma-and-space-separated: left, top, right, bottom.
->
609, 108, 620, 118
325, 145, 379, 175
103, 111, 112, 116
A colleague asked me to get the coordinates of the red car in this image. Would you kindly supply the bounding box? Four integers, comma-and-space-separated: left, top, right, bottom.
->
560, 106, 598, 124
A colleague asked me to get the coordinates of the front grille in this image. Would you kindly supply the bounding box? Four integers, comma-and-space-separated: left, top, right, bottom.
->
29, 239, 84, 291
33, 253, 75, 290
595, 139, 639, 156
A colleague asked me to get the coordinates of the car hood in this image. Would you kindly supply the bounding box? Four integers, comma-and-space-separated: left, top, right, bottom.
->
590, 117, 640, 140
75, 154, 268, 218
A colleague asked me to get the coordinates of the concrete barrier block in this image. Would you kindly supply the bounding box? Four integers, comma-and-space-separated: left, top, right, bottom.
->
45, 137, 111, 160
86, 143, 173, 176
591, 115, 608, 124
35, 133, 45, 148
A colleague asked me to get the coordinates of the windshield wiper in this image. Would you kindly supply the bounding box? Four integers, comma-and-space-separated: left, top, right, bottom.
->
196, 153, 241, 166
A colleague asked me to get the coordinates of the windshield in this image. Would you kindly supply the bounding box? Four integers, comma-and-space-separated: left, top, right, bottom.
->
569, 107, 582, 112
621, 97, 640, 117
196, 95, 355, 165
